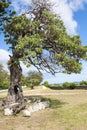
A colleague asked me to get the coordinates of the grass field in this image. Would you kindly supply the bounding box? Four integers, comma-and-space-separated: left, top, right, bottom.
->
0, 87, 87, 130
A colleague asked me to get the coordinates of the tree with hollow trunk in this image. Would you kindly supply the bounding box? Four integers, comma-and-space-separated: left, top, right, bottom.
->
1, 0, 87, 112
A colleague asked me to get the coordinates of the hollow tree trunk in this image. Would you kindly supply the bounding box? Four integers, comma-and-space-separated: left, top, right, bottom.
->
6, 55, 24, 106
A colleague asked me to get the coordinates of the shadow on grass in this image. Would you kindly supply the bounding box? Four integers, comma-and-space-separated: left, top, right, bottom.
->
49, 98, 66, 109
25, 96, 66, 109
41, 97, 66, 109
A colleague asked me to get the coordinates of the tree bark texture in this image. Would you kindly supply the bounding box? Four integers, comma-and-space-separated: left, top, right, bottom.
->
6, 55, 24, 106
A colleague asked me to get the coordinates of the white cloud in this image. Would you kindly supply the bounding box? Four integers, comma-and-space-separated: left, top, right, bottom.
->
50, 0, 87, 35
0, 49, 10, 71
11, 0, 32, 13
50, 0, 78, 35
0, 49, 10, 63
69, 0, 87, 11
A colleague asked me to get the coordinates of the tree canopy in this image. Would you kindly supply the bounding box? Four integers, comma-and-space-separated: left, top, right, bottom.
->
0, 0, 15, 31
3, 0, 86, 75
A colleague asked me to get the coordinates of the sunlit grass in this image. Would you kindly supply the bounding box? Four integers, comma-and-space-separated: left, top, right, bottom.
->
0, 87, 87, 130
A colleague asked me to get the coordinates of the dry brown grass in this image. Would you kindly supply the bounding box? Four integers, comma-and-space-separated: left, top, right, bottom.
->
0, 88, 87, 130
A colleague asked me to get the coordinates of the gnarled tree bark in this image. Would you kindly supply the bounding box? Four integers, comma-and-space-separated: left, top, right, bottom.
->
6, 54, 26, 113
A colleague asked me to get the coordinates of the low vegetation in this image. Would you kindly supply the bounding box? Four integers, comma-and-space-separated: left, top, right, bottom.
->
0, 64, 9, 89
43, 80, 87, 90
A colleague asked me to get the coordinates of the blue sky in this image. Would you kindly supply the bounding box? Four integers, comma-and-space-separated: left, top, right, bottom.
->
0, 0, 87, 84
74, 5, 87, 46
0, 33, 10, 51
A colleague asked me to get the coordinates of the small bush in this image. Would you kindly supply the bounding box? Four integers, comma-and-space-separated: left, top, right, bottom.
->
62, 82, 71, 89
80, 80, 87, 86
62, 82, 78, 89
69, 82, 77, 89
43, 81, 50, 87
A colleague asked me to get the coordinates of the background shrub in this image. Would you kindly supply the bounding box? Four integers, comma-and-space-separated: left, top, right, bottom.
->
43, 81, 50, 87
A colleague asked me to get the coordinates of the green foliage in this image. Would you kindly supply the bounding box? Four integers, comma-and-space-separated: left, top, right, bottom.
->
0, 80, 9, 89
50, 81, 87, 90
62, 82, 78, 89
69, 82, 78, 89
80, 80, 87, 86
0, 0, 15, 31
28, 71, 43, 89
21, 71, 43, 89
20, 75, 28, 86
43, 81, 50, 87
0, 64, 9, 89
62, 82, 71, 89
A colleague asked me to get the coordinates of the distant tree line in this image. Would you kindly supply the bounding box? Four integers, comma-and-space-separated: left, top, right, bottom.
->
43, 80, 87, 90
